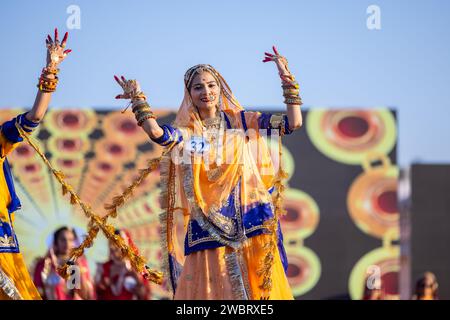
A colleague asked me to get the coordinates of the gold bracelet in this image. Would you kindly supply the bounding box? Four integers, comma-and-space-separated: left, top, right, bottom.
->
134, 108, 152, 117
132, 102, 152, 113
284, 96, 302, 102
134, 109, 152, 121
284, 97, 303, 105
135, 110, 155, 121
37, 75, 59, 92
132, 100, 151, 111
284, 95, 302, 102
283, 93, 299, 100
132, 99, 147, 109
137, 113, 156, 126
133, 107, 152, 116
283, 88, 300, 95
282, 81, 300, 90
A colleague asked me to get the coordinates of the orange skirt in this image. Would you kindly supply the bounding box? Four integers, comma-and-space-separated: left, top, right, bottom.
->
174, 233, 293, 300
0, 252, 41, 300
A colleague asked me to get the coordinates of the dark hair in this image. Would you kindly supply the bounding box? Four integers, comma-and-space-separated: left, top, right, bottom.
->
414, 272, 439, 300
53, 226, 78, 245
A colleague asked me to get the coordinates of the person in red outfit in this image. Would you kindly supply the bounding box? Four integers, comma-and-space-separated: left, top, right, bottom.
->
95, 229, 151, 300
33, 226, 95, 300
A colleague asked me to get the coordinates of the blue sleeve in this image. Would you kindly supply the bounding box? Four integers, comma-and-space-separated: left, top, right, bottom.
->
1, 112, 40, 143
258, 113, 293, 135
150, 124, 183, 146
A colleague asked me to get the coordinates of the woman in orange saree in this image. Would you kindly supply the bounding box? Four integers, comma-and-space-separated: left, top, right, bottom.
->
114, 46, 303, 299
0, 28, 71, 300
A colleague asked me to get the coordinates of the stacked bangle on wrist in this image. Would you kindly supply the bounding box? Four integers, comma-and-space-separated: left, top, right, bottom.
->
281, 75, 302, 106
137, 113, 156, 126
37, 66, 60, 92
132, 100, 156, 126
284, 96, 303, 105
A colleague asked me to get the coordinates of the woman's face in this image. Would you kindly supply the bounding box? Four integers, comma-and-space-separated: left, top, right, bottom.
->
109, 240, 123, 263
189, 71, 220, 113
55, 230, 76, 256
422, 276, 435, 295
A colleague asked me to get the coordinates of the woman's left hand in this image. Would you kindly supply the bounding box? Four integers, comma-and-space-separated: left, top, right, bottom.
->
114, 75, 143, 101
263, 46, 295, 84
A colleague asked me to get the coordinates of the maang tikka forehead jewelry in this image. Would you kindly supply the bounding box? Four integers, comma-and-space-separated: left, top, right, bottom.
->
184, 64, 221, 89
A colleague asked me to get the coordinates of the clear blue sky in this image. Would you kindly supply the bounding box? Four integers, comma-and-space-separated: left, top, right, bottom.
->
1, 0, 449, 166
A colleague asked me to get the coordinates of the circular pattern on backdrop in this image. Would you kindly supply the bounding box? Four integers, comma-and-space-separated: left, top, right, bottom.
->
347, 156, 399, 239
306, 109, 396, 165
348, 245, 400, 300
280, 188, 320, 239
285, 246, 321, 297
47, 135, 91, 155
102, 111, 149, 145
46, 109, 97, 135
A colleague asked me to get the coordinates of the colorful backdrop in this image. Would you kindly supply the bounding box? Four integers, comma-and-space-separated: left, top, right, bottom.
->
0, 107, 398, 299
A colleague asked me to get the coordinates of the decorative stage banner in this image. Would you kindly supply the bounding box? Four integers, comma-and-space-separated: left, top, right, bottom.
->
0, 107, 398, 300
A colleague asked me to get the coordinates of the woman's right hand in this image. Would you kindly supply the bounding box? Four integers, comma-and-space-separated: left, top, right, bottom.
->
46, 28, 71, 69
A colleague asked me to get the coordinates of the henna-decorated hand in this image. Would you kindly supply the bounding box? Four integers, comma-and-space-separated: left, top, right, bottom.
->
263, 46, 297, 86
45, 28, 71, 68
114, 75, 145, 101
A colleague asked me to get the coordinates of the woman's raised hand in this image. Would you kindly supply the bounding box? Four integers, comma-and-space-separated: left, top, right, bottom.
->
114, 75, 144, 101
263, 45, 296, 85
46, 28, 71, 68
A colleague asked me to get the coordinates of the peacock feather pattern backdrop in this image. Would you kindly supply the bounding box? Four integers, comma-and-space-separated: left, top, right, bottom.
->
0, 107, 398, 299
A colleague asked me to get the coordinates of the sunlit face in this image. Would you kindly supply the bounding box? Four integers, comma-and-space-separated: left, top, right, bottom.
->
423, 275, 435, 295
189, 71, 220, 113
55, 230, 76, 256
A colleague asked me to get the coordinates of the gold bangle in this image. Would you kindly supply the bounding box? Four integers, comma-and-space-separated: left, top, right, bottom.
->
134, 111, 152, 122
37, 85, 56, 92
283, 93, 299, 99
133, 94, 147, 101
283, 89, 300, 97
132, 101, 151, 111
284, 98, 303, 106
137, 113, 156, 126
132, 103, 152, 113
135, 110, 155, 122
134, 109, 153, 120
135, 107, 152, 115
284, 96, 302, 101
134, 108, 152, 116
284, 100, 302, 105
37, 76, 59, 92
283, 87, 299, 92
132, 99, 147, 108
282, 81, 300, 90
